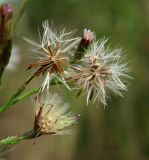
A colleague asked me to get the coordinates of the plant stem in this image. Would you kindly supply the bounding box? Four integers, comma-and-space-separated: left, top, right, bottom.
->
0, 77, 63, 112
0, 130, 37, 146
0, 75, 33, 112
0, 88, 39, 112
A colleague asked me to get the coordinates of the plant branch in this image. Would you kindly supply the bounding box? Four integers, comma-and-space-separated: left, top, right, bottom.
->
0, 88, 39, 112
0, 130, 38, 146
0, 76, 63, 112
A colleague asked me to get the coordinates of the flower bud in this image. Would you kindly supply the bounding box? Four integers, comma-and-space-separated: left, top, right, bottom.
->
74, 29, 94, 60
0, 3, 13, 84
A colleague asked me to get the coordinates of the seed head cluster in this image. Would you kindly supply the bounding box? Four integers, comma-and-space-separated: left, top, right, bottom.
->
25, 20, 130, 109
0, 17, 131, 146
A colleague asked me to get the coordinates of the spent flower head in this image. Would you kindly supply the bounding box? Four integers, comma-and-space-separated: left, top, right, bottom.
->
24, 20, 80, 90
66, 39, 130, 105
33, 90, 78, 136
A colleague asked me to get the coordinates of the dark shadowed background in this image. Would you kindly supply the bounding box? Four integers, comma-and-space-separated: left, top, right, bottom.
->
0, 0, 149, 160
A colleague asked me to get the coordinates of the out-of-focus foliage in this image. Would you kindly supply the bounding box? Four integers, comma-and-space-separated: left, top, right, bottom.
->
0, 0, 149, 160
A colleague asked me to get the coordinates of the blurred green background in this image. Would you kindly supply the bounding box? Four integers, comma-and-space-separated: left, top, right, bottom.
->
0, 0, 149, 160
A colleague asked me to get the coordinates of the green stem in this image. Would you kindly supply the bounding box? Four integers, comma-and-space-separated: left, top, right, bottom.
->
0, 88, 39, 112
0, 136, 24, 145
0, 77, 63, 113
0, 130, 37, 146
0, 75, 32, 112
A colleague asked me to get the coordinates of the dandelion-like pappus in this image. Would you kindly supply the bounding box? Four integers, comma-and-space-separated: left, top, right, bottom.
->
24, 20, 80, 90
33, 90, 79, 136
67, 39, 129, 105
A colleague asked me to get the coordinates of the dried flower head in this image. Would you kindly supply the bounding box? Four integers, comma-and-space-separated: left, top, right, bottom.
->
24, 20, 80, 89
66, 39, 129, 105
34, 91, 78, 136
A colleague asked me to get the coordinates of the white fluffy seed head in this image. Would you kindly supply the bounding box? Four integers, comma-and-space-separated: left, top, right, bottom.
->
24, 20, 80, 90
66, 39, 130, 106
34, 91, 78, 135
24, 20, 80, 57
